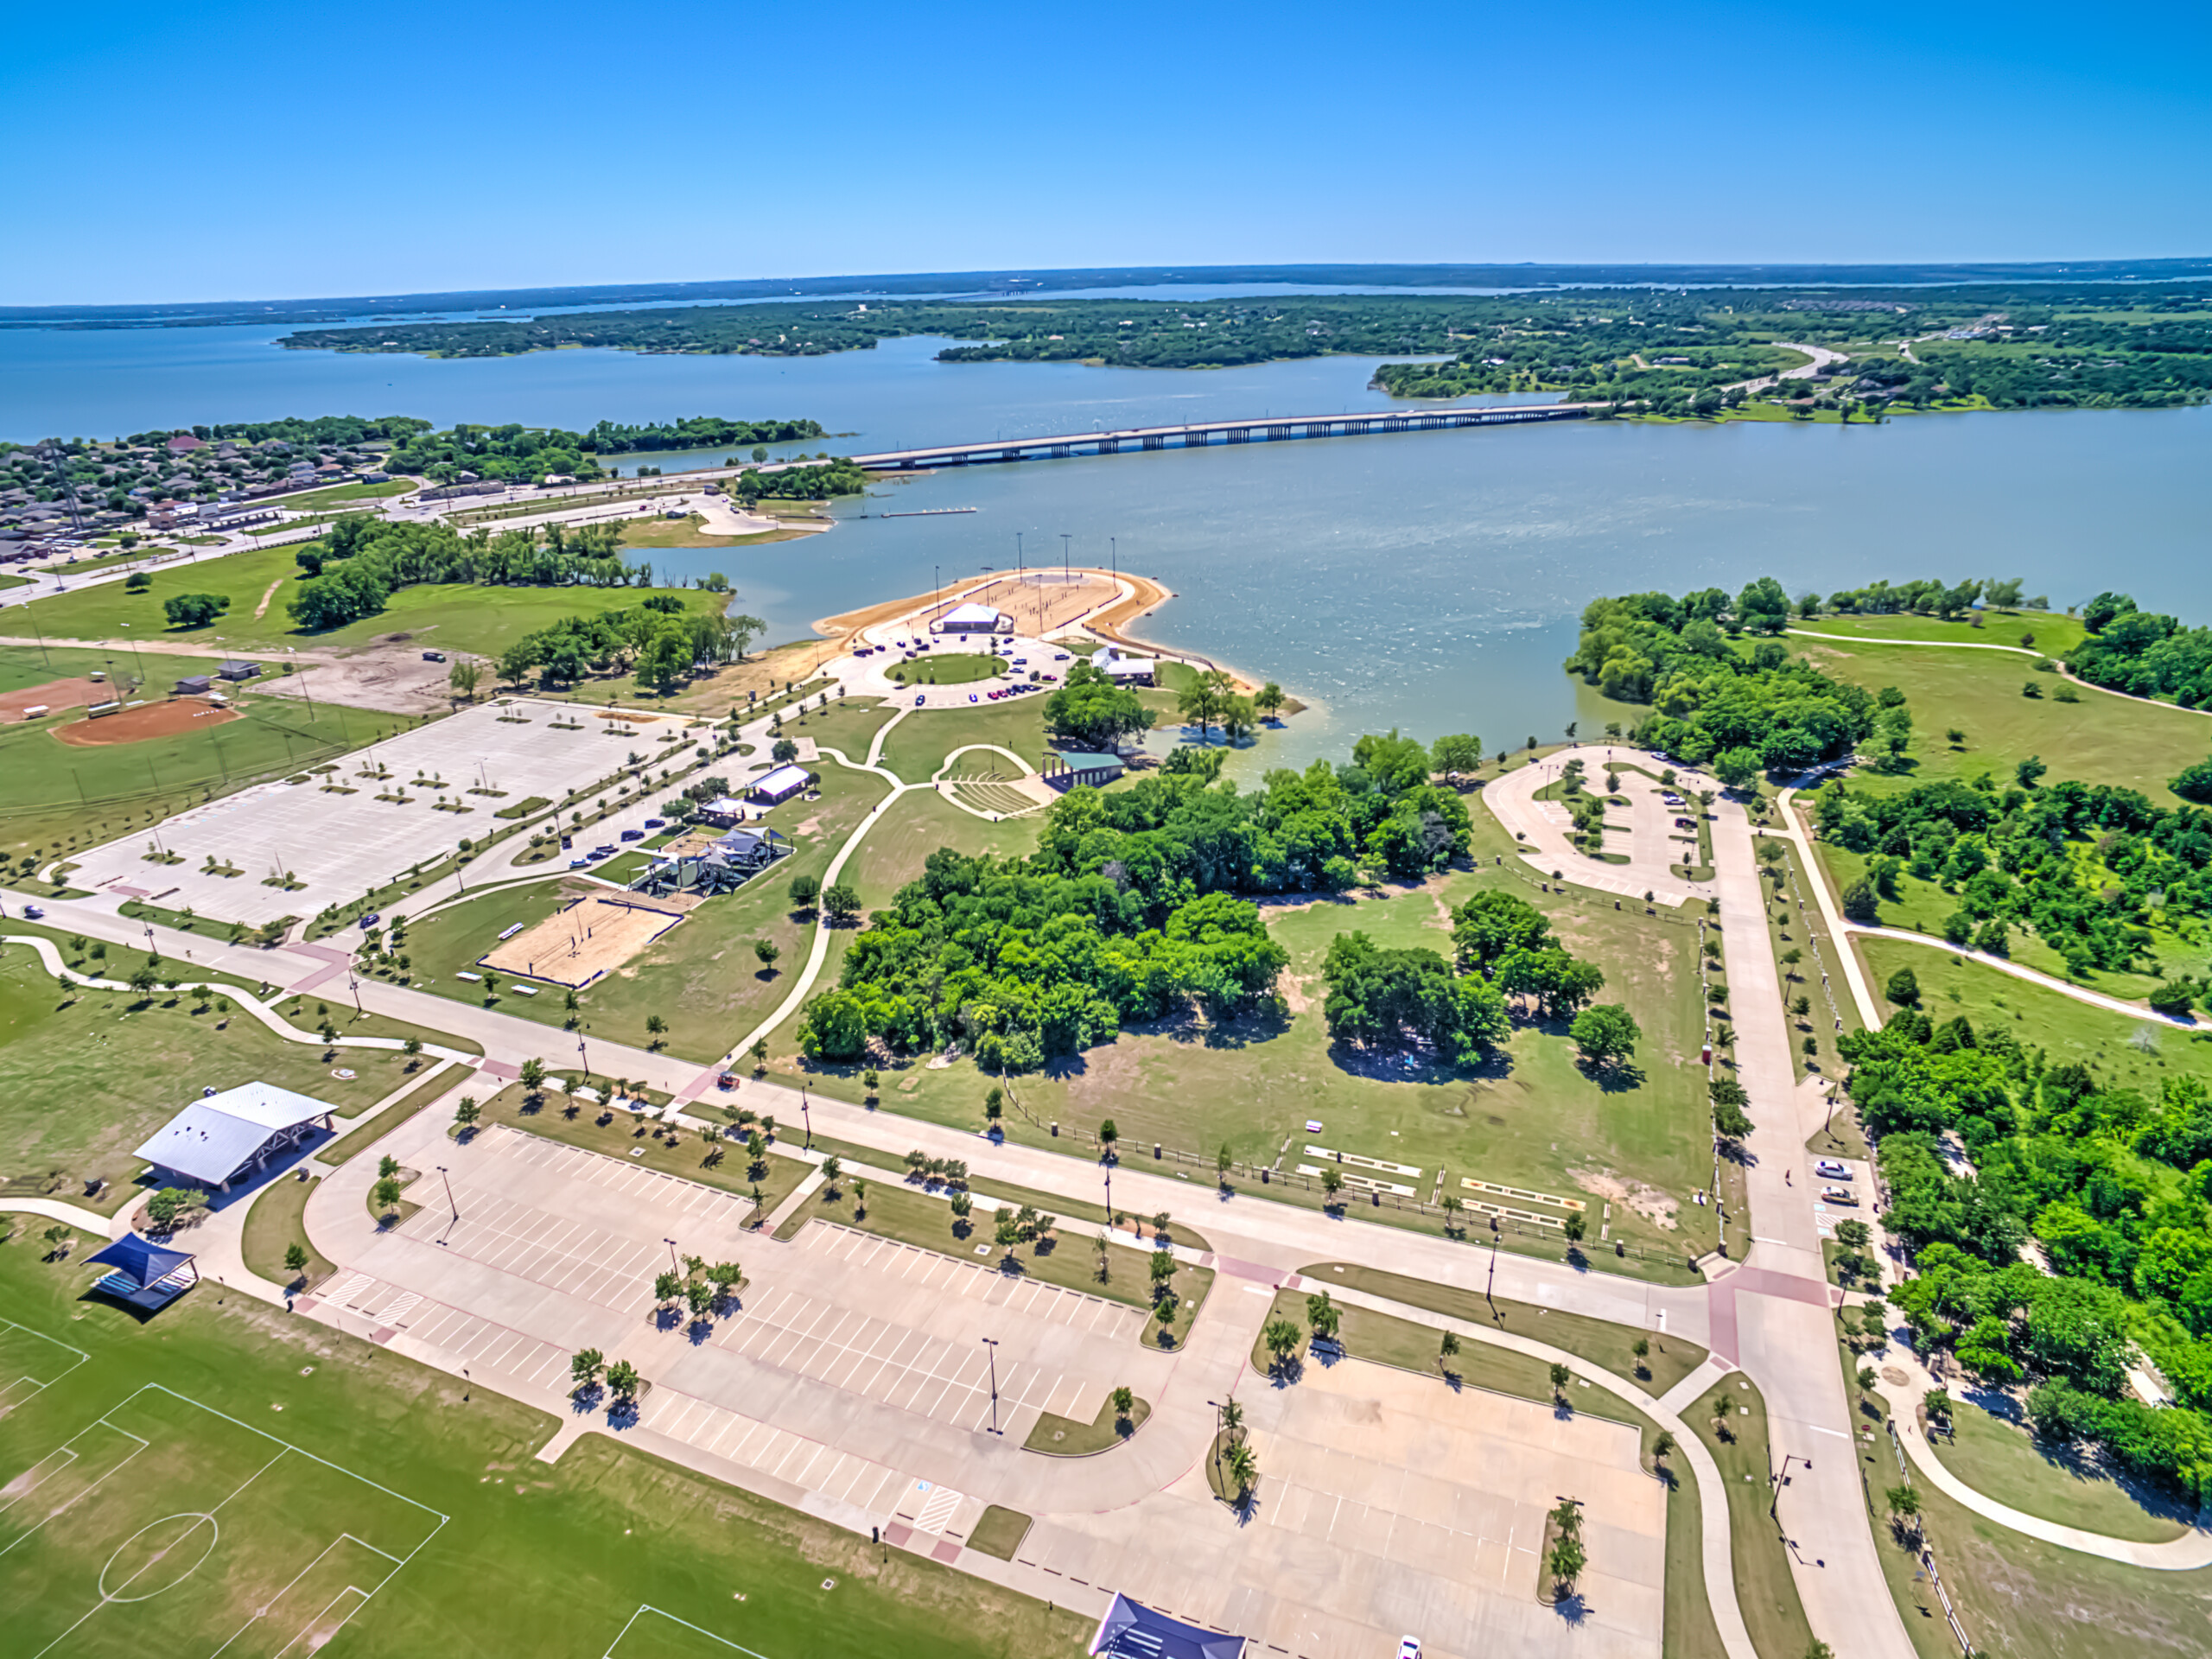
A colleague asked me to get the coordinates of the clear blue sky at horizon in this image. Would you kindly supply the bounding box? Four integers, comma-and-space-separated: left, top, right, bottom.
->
6, 0, 2209, 306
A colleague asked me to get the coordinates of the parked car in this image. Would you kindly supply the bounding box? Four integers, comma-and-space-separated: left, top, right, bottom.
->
1815, 1159, 1851, 1180
422, 650, 446, 662
560, 836, 572, 849
620, 829, 644, 842
1821, 1185, 1859, 1206
642, 818, 664, 829
1398, 1641, 1422, 1659
569, 856, 592, 868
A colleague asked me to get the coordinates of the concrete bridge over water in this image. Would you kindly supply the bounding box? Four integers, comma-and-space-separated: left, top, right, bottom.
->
848, 400, 1596, 470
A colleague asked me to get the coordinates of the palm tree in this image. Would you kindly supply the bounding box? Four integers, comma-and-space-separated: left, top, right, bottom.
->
1227, 1441, 1258, 1501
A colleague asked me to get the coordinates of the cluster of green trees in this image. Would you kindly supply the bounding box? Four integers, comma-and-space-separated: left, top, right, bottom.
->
1564, 582, 1881, 775
729, 459, 868, 503
163, 592, 230, 629
496, 594, 760, 693
2066, 591, 2212, 709
1847, 1012, 2212, 1501
1317, 885, 1626, 1068
798, 738, 1480, 1069
285, 517, 652, 632
796, 857, 1288, 1068
1818, 575, 2044, 618
1045, 660, 1152, 749
1816, 773, 2212, 991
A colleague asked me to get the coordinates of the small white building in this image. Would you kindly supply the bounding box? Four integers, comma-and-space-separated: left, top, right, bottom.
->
932, 601, 1010, 635
1098, 649, 1158, 687
696, 796, 750, 829
749, 764, 811, 805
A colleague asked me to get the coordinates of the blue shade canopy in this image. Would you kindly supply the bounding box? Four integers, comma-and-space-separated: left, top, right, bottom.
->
86, 1234, 194, 1287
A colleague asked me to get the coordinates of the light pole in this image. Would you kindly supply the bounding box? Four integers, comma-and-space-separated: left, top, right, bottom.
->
664, 1236, 680, 1274
435, 1164, 459, 1220
1206, 1397, 1226, 1483
1771, 1452, 1810, 1519
1103, 1165, 1113, 1229
801, 1084, 812, 1149
347, 969, 363, 1020
1109, 537, 1116, 582
982, 1337, 1002, 1435
1060, 532, 1070, 583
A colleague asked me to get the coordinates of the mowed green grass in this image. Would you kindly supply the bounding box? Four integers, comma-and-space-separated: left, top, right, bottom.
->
1790, 609, 2085, 656
786, 864, 1719, 1264
0, 643, 236, 699
1794, 636, 2212, 806
1844, 1344, 2212, 1659
1819, 842, 2208, 1005
1854, 937, 2212, 1095
1923, 1398, 2190, 1543
0, 1243, 1086, 1659
0, 930, 463, 1205
13, 538, 722, 659
879, 699, 1050, 782
406, 760, 896, 1063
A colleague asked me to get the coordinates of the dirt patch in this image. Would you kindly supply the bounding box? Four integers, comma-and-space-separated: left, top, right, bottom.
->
1569, 1167, 1680, 1231
53, 696, 242, 747
0, 675, 111, 719
251, 579, 283, 620
250, 640, 453, 715
1280, 972, 1319, 1015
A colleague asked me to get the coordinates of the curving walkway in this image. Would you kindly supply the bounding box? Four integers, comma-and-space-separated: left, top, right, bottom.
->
1849, 925, 2199, 1029
1786, 622, 2212, 723
1873, 1360, 2212, 1567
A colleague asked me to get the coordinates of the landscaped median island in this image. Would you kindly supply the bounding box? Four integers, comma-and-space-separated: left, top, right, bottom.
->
1684, 1374, 1817, 1659
772, 1172, 1213, 1348
1023, 1390, 1150, 1456
476, 1084, 814, 1222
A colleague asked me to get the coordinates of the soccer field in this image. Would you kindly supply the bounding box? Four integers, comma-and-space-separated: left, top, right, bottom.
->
0, 1384, 443, 1659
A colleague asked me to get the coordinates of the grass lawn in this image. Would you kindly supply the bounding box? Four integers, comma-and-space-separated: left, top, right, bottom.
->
1301, 1262, 1707, 1394
1022, 1394, 1149, 1455
1757, 837, 1865, 1083
1922, 1398, 2190, 1543
1790, 609, 2084, 656
406, 761, 893, 1064
787, 865, 1719, 1270
777, 694, 898, 761
319, 1067, 456, 1165
1791, 636, 2212, 807
0, 937, 463, 1207
1843, 1348, 2212, 1659
887, 653, 1007, 687
1683, 1373, 1816, 1659
1855, 936, 2212, 1095
879, 699, 1049, 783
13, 538, 724, 661
0, 1233, 1086, 1659
477, 1084, 813, 1219
1817, 840, 2205, 1005
966, 1506, 1032, 1561
265, 477, 416, 511
240, 1171, 338, 1291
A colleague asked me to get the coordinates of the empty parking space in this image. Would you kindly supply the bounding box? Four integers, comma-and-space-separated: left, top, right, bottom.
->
72, 697, 692, 924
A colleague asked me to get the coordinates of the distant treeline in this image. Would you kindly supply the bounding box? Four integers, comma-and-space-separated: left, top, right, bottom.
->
273, 286, 2212, 414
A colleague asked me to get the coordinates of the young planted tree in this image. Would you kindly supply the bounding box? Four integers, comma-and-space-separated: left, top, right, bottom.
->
1548, 1362, 1573, 1403
1110, 1384, 1135, 1426
453, 1096, 481, 1134
283, 1242, 309, 1276
753, 938, 780, 976
1438, 1329, 1461, 1375
1263, 1318, 1303, 1370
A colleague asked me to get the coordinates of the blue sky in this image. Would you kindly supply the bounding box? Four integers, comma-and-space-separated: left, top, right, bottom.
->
6, 0, 2208, 305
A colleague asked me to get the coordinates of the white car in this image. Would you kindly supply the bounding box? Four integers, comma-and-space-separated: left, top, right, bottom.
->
1815, 1159, 1851, 1180
1397, 1640, 1421, 1659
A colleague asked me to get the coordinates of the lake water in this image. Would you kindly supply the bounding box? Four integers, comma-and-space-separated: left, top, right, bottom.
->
3, 323, 2205, 769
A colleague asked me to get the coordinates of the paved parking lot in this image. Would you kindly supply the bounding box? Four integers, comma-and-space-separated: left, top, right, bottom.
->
75, 698, 693, 924
1010, 1357, 1664, 1659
